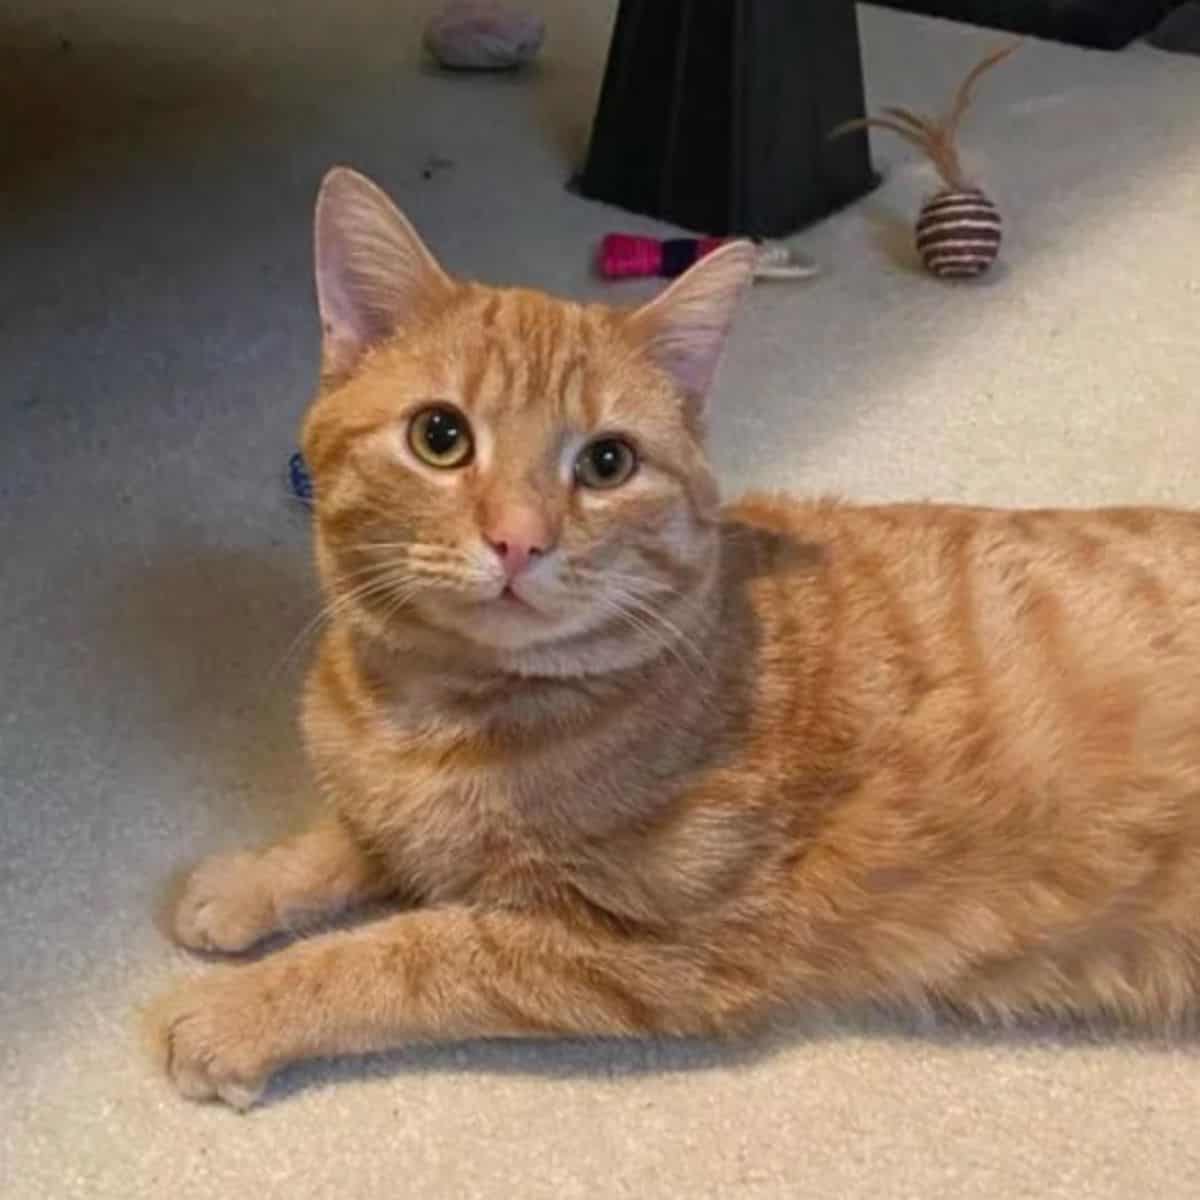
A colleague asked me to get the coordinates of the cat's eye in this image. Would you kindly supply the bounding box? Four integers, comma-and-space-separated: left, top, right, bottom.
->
408, 405, 474, 469
574, 437, 638, 490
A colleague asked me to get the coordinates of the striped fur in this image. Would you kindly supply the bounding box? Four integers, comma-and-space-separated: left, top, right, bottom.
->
916, 187, 1003, 278
155, 174, 1200, 1108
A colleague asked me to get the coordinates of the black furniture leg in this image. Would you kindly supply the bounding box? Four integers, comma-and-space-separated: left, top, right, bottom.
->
577, 0, 877, 238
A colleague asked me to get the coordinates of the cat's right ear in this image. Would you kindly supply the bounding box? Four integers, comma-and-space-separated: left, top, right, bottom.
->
314, 167, 453, 379
624, 240, 757, 425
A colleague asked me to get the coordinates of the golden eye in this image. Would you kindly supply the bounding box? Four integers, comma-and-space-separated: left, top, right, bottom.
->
574, 437, 637, 490
408, 405, 473, 469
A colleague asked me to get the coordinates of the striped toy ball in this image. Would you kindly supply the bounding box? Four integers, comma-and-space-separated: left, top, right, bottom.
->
915, 188, 1002, 279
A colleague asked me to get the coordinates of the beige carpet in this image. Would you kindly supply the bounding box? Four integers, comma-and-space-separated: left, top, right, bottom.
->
4, 3, 1200, 1197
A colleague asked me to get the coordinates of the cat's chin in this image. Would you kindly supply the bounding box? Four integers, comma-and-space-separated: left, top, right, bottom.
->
415, 589, 572, 653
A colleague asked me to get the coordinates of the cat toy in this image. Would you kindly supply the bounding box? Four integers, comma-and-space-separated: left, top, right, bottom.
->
424, 2, 545, 70
831, 40, 1021, 279
598, 234, 819, 282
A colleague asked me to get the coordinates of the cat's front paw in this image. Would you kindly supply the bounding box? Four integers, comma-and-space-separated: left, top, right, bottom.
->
154, 970, 280, 1109
173, 850, 278, 954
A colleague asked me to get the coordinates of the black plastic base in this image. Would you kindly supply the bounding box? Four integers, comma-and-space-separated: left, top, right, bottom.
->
577, 0, 876, 239
873, 1, 1182, 49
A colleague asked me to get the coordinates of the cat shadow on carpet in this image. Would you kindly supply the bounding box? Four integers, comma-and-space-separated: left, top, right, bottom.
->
104, 540, 323, 842
261, 1002, 1199, 1110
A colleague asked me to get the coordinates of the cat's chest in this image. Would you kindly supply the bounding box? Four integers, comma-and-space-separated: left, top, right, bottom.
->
370, 763, 557, 904
303, 638, 730, 914
316, 696, 579, 906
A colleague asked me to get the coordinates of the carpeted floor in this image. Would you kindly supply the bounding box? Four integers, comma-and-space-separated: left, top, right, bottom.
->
4, 3, 1200, 1197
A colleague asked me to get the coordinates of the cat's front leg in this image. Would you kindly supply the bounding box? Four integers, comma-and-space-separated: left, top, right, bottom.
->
172, 817, 391, 954
156, 906, 757, 1107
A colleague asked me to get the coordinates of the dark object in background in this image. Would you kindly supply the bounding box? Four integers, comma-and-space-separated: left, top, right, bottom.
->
1147, 2, 1200, 53
873, 1, 1183, 50
577, 0, 876, 238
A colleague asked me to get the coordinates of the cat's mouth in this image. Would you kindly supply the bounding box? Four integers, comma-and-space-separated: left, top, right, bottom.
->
497, 584, 540, 613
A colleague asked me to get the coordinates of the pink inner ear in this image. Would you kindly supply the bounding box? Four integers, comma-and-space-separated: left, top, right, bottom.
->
316, 256, 393, 370
314, 167, 452, 376
643, 319, 729, 398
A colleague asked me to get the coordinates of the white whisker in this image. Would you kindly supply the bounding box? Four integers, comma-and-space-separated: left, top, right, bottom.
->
265, 566, 417, 684
590, 585, 714, 689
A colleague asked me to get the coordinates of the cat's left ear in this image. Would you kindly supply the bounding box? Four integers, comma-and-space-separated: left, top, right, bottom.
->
625, 241, 757, 419
314, 166, 454, 380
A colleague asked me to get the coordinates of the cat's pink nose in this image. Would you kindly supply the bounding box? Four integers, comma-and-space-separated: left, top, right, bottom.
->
483, 509, 551, 580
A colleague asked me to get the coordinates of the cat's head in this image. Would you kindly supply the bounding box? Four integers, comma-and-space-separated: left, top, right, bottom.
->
302, 167, 754, 670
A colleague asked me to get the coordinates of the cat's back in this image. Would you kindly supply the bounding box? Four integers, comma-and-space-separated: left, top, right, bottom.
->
722, 494, 1200, 787
726, 493, 1200, 636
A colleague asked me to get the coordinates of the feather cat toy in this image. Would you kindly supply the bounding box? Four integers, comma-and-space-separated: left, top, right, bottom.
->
833, 40, 1021, 279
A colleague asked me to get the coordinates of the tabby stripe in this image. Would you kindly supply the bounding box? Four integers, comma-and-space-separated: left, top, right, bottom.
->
469, 919, 564, 1034
570, 960, 659, 1031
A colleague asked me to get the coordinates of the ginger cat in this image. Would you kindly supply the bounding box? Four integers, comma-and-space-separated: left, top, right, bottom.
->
156, 168, 1200, 1108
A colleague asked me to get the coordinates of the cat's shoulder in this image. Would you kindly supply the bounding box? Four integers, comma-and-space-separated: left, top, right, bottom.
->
719, 494, 1200, 581
721, 491, 982, 539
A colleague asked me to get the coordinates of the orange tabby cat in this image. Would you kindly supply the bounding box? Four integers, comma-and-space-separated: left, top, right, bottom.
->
155, 167, 1200, 1108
